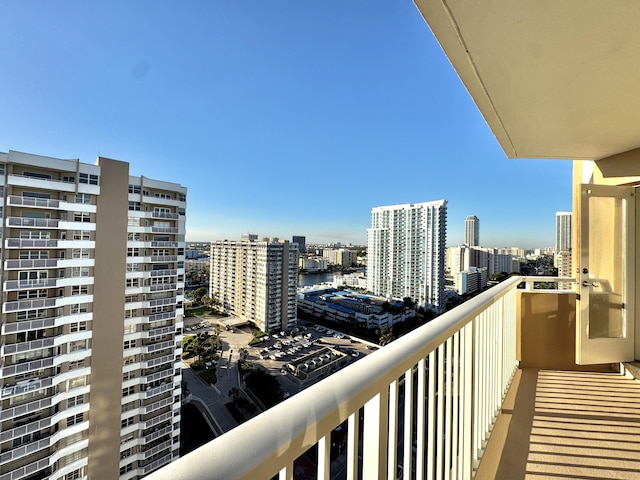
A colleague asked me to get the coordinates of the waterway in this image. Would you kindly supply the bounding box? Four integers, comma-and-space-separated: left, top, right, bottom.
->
298, 272, 335, 287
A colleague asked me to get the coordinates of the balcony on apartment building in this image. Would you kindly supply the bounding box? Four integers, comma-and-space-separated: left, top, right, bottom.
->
148, 275, 640, 479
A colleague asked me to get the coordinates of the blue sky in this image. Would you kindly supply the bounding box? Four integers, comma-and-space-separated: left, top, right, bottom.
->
0, 1, 571, 248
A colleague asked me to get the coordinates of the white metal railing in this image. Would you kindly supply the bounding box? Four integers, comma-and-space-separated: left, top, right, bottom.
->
6, 217, 59, 229
147, 275, 541, 480
7, 195, 61, 209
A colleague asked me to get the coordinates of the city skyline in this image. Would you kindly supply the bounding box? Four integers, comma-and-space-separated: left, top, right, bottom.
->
0, 2, 571, 248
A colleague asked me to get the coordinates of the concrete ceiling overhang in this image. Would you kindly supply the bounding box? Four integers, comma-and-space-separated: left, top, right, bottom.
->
414, 0, 640, 161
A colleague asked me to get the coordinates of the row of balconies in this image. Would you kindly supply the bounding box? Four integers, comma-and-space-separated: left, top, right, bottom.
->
6, 173, 99, 194
4, 238, 94, 249
1, 337, 55, 356
5, 217, 95, 230
143, 396, 175, 416
1, 376, 53, 399
0, 356, 55, 378
4, 257, 94, 271
0, 456, 49, 480
6, 194, 96, 212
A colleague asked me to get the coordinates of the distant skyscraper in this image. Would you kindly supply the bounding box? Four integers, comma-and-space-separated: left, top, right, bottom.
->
367, 201, 447, 312
555, 212, 572, 252
210, 238, 298, 331
292, 235, 306, 253
465, 215, 480, 246
555, 212, 573, 288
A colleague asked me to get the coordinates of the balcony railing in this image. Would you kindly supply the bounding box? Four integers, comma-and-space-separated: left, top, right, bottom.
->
6, 217, 59, 229
7, 195, 61, 209
5, 238, 59, 249
148, 275, 543, 480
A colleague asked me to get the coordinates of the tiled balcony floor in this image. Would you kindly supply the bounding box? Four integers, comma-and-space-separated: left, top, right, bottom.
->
476, 368, 640, 480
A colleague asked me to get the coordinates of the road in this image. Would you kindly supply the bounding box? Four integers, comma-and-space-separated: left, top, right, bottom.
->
181, 316, 254, 435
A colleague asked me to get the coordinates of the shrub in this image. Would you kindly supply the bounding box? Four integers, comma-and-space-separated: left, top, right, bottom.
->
198, 368, 217, 385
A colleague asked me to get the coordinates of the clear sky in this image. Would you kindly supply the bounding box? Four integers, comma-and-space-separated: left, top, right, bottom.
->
0, 1, 571, 248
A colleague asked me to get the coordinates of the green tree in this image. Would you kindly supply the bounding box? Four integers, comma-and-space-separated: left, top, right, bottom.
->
403, 297, 415, 310
376, 327, 395, 346
244, 369, 284, 408
192, 287, 207, 304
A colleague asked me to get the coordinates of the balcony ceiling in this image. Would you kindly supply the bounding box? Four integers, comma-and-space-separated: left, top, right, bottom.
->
415, 0, 640, 160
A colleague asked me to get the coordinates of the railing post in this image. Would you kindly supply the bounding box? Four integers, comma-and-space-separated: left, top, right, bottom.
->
362, 389, 389, 480
387, 380, 399, 480
346, 412, 359, 480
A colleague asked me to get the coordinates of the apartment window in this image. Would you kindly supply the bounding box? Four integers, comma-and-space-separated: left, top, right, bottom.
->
19, 250, 48, 259
125, 309, 139, 319
128, 184, 141, 194
128, 232, 141, 241
120, 447, 133, 459
127, 216, 141, 227
71, 267, 90, 277
72, 248, 90, 259
126, 263, 140, 272
64, 468, 83, 480
70, 303, 89, 314
20, 231, 50, 239
67, 395, 84, 408
18, 289, 47, 300
23, 171, 52, 180
122, 371, 137, 382
17, 310, 46, 321
128, 201, 141, 211
19, 270, 48, 282
122, 386, 135, 397
69, 321, 87, 332
69, 340, 87, 352
73, 230, 91, 240
123, 339, 137, 350
68, 360, 85, 371
75, 193, 92, 204
126, 278, 139, 288
66, 412, 84, 427
154, 192, 172, 199
120, 464, 133, 475
71, 286, 89, 296
0, 164, 4, 175
123, 355, 136, 365
179, 193, 186, 202
62, 175, 75, 183
127, 248, 140, 257
124, 295, 137, 303
123, 324, 136, 335
78, 172, 99, 185
121, 416, 135, 428
121, 432, 135, 445
73, 212, 91, 223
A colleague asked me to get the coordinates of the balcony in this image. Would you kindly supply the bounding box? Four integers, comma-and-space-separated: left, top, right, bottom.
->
147, 276, 639, 479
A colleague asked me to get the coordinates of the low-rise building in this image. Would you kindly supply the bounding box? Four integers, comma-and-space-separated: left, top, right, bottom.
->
297, 288, 415, 330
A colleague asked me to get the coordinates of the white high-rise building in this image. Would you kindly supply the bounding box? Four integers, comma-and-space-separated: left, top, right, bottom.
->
555, 212, 572, 252
0, 151, 186, 480
210, 238, 298, 332
367, 201, 447, 312
465, 215, 480, 246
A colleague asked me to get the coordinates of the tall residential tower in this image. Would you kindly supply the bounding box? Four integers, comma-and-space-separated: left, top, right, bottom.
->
555, 211, 572, 252
0, 151, 186, 480
465, 215, 480, 246
367, 201, 447, 312
210, 238, 298, 332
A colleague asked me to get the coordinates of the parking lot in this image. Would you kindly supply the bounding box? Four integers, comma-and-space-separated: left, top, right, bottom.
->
182, 313, 379, 399
247, 323, 377, 396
